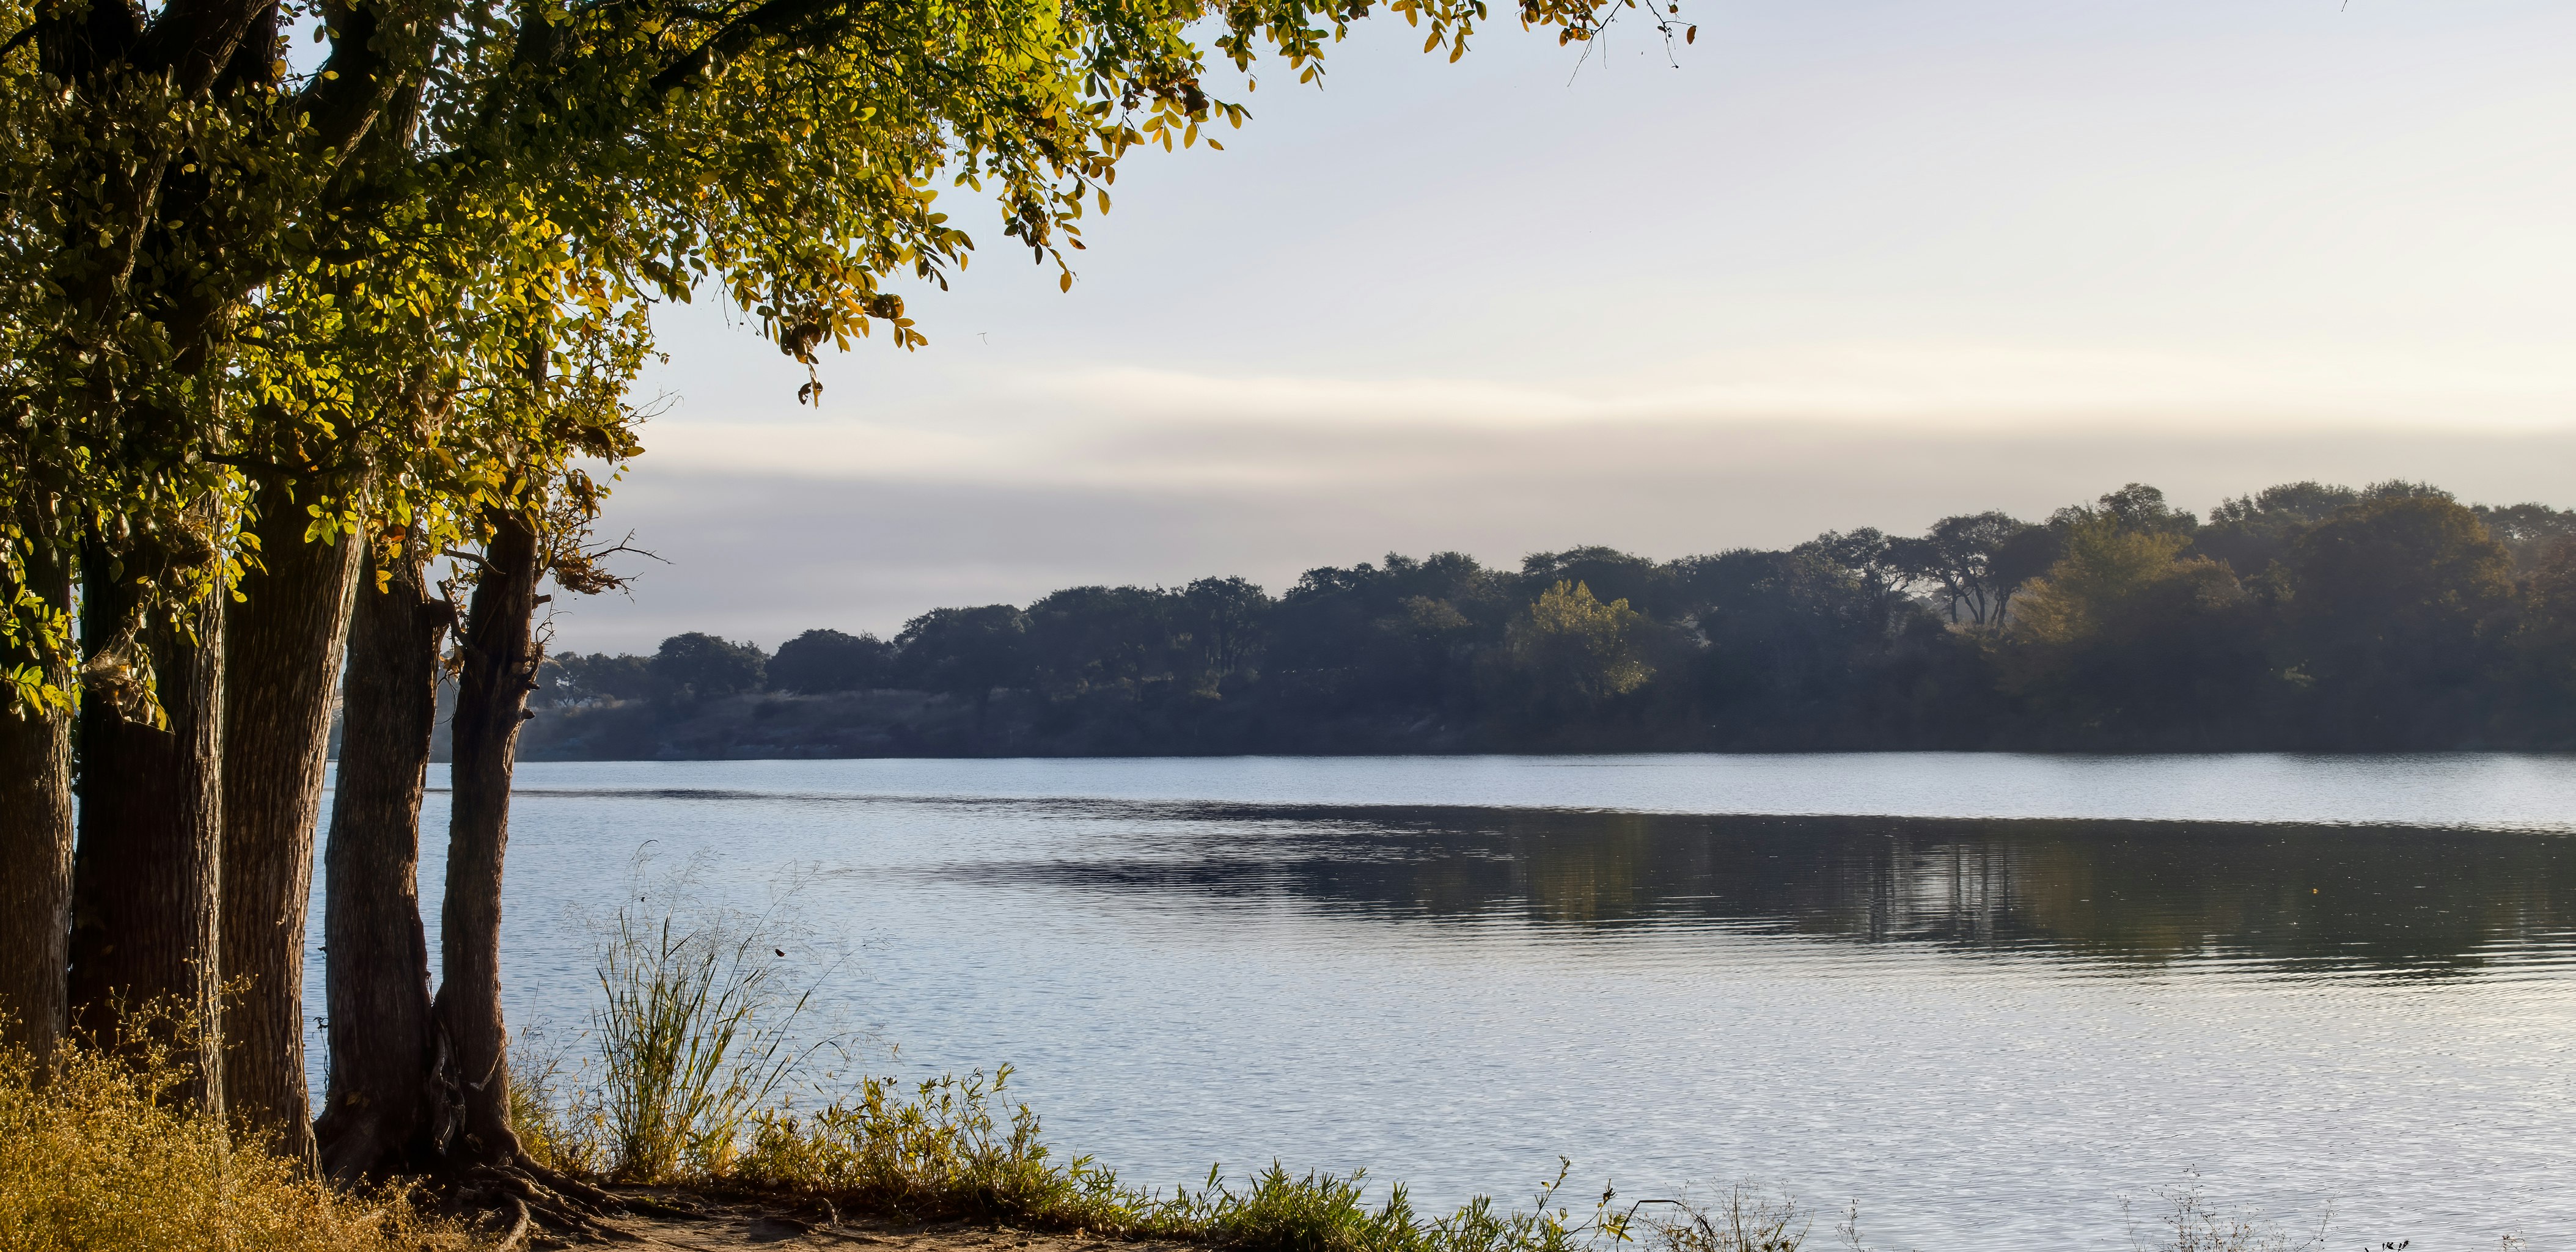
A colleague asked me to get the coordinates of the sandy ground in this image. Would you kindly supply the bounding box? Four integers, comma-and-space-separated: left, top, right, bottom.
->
554, 1198, 1183, 1252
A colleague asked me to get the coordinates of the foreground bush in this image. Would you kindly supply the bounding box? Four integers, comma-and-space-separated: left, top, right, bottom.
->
0, 1033, 444, 1252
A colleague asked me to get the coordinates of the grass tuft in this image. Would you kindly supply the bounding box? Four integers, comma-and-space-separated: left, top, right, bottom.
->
512, 857, 832, 1184
593, 905, 813, 1181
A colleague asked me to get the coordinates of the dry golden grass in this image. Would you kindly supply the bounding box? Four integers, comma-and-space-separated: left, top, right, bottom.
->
0, 1025, 453, 1252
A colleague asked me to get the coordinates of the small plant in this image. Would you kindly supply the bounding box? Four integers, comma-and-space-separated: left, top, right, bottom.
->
507, 1027, 604, 1176
2124, 1171, 2330, 1252
1626, 1186, 1811, 1252
737, 1065, 1143, 1227
1164, 1163, 1428, 1252
1146, 1155, 1640, 1252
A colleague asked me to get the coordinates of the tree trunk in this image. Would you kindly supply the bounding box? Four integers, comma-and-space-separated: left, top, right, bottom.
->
0, 508, 75, 1066
315, 539, 450, 1181
220, 480, 365, 1161
433, 511, 543, 1165
67, 541, 226, 1113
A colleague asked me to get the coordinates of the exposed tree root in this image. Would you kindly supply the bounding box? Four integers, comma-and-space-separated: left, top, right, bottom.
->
603, 1191, 717, 1222
518, 1162, 619, 1208
478, 1162, 647, 1242
424, 1156, 652, 1247
486, 1195, 532, 1252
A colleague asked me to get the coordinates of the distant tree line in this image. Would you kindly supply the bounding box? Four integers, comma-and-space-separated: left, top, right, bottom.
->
535, 480, 2576, 755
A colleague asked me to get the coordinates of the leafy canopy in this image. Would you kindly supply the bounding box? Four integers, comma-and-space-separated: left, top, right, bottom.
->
0, 0, 1695, 711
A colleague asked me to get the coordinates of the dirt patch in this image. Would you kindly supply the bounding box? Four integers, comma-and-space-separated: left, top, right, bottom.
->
565, 1199, 1189, 1252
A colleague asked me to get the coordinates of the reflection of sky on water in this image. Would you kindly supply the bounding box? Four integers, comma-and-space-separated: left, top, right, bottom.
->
306, 756, 2576, 1252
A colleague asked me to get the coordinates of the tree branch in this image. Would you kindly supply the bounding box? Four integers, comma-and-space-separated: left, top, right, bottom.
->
646, 0, 848, 96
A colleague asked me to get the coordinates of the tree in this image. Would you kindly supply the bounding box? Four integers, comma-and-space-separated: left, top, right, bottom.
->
2078, 483, 2198, 536
494, 467, 2576, 759
436, 513, 549, 1165
312, 533, 450, 1181
0, 40, 644, 1130
0, 500, 70, 1066
1998, 513, 2260, 744
2359, 479, 2453, 504
2512, 537, 2576, 733
2472, 502, 2576, 577
219, 484, 367, 1141
548, 652, 658, 706
1181, 576, 1272, 685
651, 632, 769, 703
317, 310, 647, 1177
1794, 529, 1921, 628
1888, 511, 2036, 627
65, 520, 228, 1110
2193, 480, 2357, 579
1671, 545, 1955, 743
896, 606, 1031, 734
2281, 494, 2514, 744
1987, 524, 2064, 624
0, 0, 1689, 1129
768, 629, 895, 695
1501, 580, 1653, 714
1521, 547, 1668, 617
1024, 586, 1184, 698
1264, 552, 1508, 718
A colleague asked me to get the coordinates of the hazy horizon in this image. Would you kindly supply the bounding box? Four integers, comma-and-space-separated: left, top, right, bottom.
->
548, 0, 2576, 653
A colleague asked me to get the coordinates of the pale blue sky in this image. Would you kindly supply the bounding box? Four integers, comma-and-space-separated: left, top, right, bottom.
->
557, 0, 2576, 652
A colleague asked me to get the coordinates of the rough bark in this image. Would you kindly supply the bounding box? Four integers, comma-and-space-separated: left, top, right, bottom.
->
67, 543, 226, 1113
220, 480, 365, 1160
433, 512, 544, 1164
0, 706, 73, 1063
0, 510, 75, 1064
315, 540, 452, 1181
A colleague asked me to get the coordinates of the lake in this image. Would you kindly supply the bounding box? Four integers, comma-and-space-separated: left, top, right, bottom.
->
308, 753, 2576, 1250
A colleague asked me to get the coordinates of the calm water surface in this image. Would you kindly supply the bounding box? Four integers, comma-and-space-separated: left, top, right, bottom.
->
307, 754, 2576, 1250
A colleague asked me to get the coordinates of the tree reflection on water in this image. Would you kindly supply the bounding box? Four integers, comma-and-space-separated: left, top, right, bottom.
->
984, 805, 2576, 975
